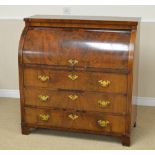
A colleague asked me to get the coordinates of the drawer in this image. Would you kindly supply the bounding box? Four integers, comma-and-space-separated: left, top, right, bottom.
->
24, 107, 126, 134
24, 68, 127, 94
24, 88, 127, 114
23, 27, 130, 70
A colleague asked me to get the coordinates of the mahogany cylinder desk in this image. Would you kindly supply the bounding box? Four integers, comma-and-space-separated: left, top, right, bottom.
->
18, 15, 140, 146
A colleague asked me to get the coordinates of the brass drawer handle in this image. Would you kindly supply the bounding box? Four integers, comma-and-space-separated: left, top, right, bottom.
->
39, 114, 50, 121
68, 114, 78, 120
97, 120, 110, 127
68, 95, 78, 101
98, 80, 110, 87
38, 95, 49, 102
68, 59, 78, 66
68, 74, 78, 81
98, 100, 110, 107
38, 75, 49, 82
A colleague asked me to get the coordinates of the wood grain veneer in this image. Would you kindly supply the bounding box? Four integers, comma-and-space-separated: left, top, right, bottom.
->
18, 15, 140, 146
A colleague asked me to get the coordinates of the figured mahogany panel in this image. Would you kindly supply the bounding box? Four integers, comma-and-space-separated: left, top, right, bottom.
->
24, 88, 127, 114
24, 67, 127, 94
23, 27, 130, 70
19, 15, 140, 146
24, 107, 126, 134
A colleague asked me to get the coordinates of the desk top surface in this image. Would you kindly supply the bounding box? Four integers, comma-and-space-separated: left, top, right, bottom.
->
27, 15, 140, 22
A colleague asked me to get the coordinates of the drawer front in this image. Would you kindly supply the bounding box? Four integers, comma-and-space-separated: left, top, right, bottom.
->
23, 27, 130, 69
24, 88, 127, 114
24, 68, 127, 94
24, 107, 126, 134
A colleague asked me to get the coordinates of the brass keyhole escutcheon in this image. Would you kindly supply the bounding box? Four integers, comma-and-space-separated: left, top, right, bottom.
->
68, 74, 78, 81
68, 114, 79, 120
68, 95, 78, 101
68, 59, 78, 66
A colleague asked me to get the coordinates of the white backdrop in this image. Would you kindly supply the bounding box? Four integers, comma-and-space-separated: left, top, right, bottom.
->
0, 5, 155, 22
